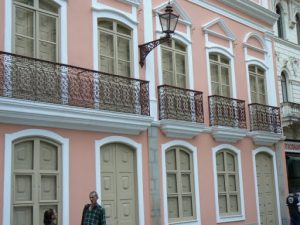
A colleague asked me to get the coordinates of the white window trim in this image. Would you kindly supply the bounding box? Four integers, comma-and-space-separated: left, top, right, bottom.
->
4, 0, 68, 64
92, 2, 139, 79
205, 47, 237, 98
95, 136, 145, 225
252, 147, 282, 225
162, 140, 201, 225
212, 144, 245, 223
2, 129, 70, 225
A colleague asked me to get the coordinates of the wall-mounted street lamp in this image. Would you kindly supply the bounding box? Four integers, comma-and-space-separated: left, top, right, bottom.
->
139, 2, 179, 67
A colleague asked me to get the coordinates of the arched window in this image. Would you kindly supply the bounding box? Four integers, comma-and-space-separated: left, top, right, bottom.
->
161, 39, 188, 88
216, 149, 241, 216
13, 0, 59, 62
276, 4, 284, 39
166, 146, 195, 222
281, 72, 288, 102
296, 14, 300, 45
12, 137, 62, 225
249, 65, 266, 104
209, 53, 231, 97
98, 19, 132, 77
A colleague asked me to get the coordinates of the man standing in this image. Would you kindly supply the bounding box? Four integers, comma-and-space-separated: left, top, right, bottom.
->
81, 191, 106, 225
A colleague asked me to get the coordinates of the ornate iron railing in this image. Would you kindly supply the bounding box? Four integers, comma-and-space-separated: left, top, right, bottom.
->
209, 95, 247, 128
158, 85, 204, 123
249, 103, 281, 134
0, 51, 149, 116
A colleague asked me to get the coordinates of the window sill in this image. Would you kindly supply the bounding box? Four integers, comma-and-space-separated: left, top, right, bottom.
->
217, 214, 245, 223
169, 219, 200, 225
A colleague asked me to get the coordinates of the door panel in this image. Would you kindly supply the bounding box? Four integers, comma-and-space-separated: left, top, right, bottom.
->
12, 138, 61, 225
256, 153, 278, 225
101, 143, 137, 225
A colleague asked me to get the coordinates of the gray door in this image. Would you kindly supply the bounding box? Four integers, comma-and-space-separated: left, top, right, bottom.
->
101, 143, 137, 225
256, 152, 278, 225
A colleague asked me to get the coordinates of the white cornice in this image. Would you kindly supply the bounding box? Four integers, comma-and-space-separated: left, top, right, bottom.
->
274, 36, 300, 51
159, 119, 208, 139
219, 0, 279, 26
0, 98, 153, 135
188, 0, 274, 34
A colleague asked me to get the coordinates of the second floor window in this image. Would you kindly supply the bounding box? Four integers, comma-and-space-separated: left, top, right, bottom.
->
209, 53, 231, 97
161, 40, 188, 88
276, 4, 284, 39
98, 19, 132, 77
13, 0, 59, 62
249, 65, 266, 105
296, 14, 300, 45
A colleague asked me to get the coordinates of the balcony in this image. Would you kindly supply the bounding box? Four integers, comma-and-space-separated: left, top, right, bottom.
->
248, 103, 282, 145
158, 85, 205, 138
0, 51, 152, 134
208, 95, 247, 142
281, 102, 300, 127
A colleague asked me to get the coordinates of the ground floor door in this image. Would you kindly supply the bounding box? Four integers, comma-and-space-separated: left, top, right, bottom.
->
101, 143, 137, 225
255, 152, 278, 225
12, 137, 61, 225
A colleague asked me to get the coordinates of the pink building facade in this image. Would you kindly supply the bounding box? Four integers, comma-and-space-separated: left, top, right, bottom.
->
0, 0, 289, 225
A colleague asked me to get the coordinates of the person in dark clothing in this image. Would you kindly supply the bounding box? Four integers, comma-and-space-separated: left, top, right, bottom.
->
287, 193, 300, 225
81, 191, 106, 225
43, 208, 57, 225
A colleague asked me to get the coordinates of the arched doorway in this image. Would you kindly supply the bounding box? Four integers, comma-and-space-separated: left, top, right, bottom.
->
100, 143, 138, 225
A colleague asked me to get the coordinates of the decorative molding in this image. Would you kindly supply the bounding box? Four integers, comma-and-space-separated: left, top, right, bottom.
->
202, 18, 235, 41
159, 119, 207, 139
117, 0, 140, 7
211, 126, 247, 143
248, 131, 283, 146
0, 98, 153, 135
188, 0, 274, 35
219, 0, 279, 26
154, 0, 192, 26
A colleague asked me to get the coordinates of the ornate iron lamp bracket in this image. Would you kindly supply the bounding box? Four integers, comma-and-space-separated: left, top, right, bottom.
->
139, 35, 171, 67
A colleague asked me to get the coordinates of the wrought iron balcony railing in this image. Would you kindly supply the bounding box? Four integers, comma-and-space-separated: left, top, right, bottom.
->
158, 85, 204, 123
209, 95, 247, 129
0, 51, 149, 116
249, 103, 281, 134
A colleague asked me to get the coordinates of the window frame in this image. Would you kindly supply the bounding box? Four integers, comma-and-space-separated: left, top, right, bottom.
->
281, 72, 288, 102
98, 19, 133, 77
12, 0, 60, 62
276, 4, 284, 39
162, 141, 201, 225
209, 52, 231, 97
296, 13, 300, 45
212, 144, 245, 223
165, 146, 196, 223
161, 39, 188, 88
248, 64, 267, 105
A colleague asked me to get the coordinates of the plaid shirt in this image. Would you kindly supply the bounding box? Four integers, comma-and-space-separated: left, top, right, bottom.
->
81, 204, 106, 225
